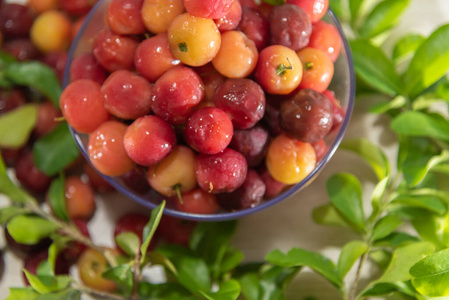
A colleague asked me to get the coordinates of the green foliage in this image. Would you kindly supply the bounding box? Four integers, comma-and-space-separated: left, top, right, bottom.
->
0, 104, 38, 148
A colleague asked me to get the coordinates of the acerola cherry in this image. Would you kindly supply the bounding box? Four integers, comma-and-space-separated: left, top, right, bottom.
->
296, 47, 334, 93
114, 212, 154, 252
87, 121, 135, 177
265, 133, 316, 184
195, 148, 248, 194
229, 124, 269, 167
78, 248, 117, 292
185, 107, 234, 154
175, 188, 220, 214
237, 6, 270, 51
69, 53, 108, 85
102, 69, 153, 120
215, 0, 242, 32
309, 20, 342, 62
63, 176, 96, 220
124, 115, 176, 166
183, 0, 234, 19
141, 0, 185, 34
106, 0, 146, 35
286, 0, 329, 23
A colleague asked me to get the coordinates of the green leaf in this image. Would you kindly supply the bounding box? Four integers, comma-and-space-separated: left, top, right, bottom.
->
4, 60, 61, 106
0, 155, 36, 205
329, 0, 345, 21
238, 273, 260, 300
35, 289, 81, 300
141, 201, 165, 260
116, 232, 140, 257
312, 203, 352, 228
337, 240, 368, 278
374, 232, 420, 248
0, 206, 27, 224
32, 122, 80, 176
220, 246, 244, 275
371, 215, 403, 242
358, 0, 409, 38
190, 220, 238, 279
369, 95, 407, 114
341, 138, 390, 180
266, 248, 342, 288
376, 241, 435, 283
391, 195, 447, 215
103, 265, 133, 296
362, 281, 416, 297
410, 248, 449, 296
6, 287, 39, 300
203, 279, 240, 300
369, 176, 390, 223
138, 282, 193, 299
349, 0, 364, 25
156, 244, 212, 295
404, 24, 449, 99
350, 39, 403, 96
7, 215, 58, 245
258, 265, 301, 300
392, 111, 449, 142
393, 34, 425, 64
23, 270, 71, 295
47, 175, 69, 222
0, 104, 37, 148
327, 173, 366, 233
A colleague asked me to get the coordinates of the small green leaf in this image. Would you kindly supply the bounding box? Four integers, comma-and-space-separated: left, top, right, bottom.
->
371, 215, 403, 242
0, 206, 27, 224
350, 39, 403, 96
116, 232, 140, 257
220, 246, 244, 275
391, 195, 447, 215
392, 111, 449, 142
362, 281, 416, 297
369, 176, 390, 222
349, 0, 364, 26
327, 173, 366, 233
137, 282, 193, 298
23, 270, 71, 295
32, 122, 80, 176
393, 34, 425, 64
4, 60, 61, 106
369, 95, 407, 114
266, 248, 342, 288
35, 289, 81, 300
103, 264, 133, 296
337, 240, 368, 278
238, 273, 260, 300
329, 0, 345, 21
0, 155, 36, 205
404, 24, 449, 99
141, 201, 165, 259
203, 279, 240, 300
410, 248, 449, 297
376, 241, 435, 283
341, 138, 390, 180
190, 220, 238, 280
0, 104, 37, 148
7, 215, 58, 245
358, 0, 410, 38
156, 244, 212, 295
47, 175, 69, 222
5, 287, 39, 300
374, 232, 420, 248
312, 204, 352, 228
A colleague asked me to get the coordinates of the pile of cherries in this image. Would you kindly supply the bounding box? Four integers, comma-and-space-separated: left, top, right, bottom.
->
62, 0, 345, 215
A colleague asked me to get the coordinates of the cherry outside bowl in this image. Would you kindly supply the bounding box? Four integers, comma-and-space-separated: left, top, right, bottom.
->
63, 0, 356, 221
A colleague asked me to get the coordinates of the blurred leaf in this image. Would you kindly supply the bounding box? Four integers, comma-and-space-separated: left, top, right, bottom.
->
350, 39, 403, 96
369, 249, 392, 271
0, 104, 37, 149
156, 244, 211, 295
371, 215, 403, 242
7, 215, 58, 245
392, 112, 449, 142
362, 281, 416, 297
349, 0, 364, 25
141, 201, 165, 260
376, 241, 435, 283
266, 248, 342, 288
47, 175, 69, 222
337, 240, 368, 278
341, 138, 390, 180
358, 0, 410, 38
116, 232, 140, 257
312, 203, 352, 228
393, 34, 426, 64
369, 176, 390, 223
374, 232, 420, 248
391, 195, 447, 215
35, 289, 81, 300
5, 288, 39, 300
190, 220, 238, 279
3, 60, 61, 106
329, 0, 345, 21
220, 246, 244, 275
103, 265, 133, 296
138, 282, 194, 299
23, 270, 71, 295
327, 173, 366, 233
202, 279, 240, 300
32, 123, 79, 176
404, 24, 449, 99
0, 155, 36, 205
0, 206, 27, 224
238, 273, 260, 300
410, 248, 449, 297
369, 95, 407, 114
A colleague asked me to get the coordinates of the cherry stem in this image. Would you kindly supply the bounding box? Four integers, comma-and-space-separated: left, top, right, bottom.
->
178, 42, 188, 53
276, 57, 293, 76
172, 183, 183, 204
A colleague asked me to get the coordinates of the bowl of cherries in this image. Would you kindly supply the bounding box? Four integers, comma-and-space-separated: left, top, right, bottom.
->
61, 0, 355, 221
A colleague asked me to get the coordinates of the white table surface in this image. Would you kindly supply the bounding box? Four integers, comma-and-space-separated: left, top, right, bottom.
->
1, 0, 449, 299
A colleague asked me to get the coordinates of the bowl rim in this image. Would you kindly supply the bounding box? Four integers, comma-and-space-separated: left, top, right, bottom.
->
63, 0, 356, 222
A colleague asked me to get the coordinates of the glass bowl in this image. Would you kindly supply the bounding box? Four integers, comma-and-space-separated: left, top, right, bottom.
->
63, 0, 355, 221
